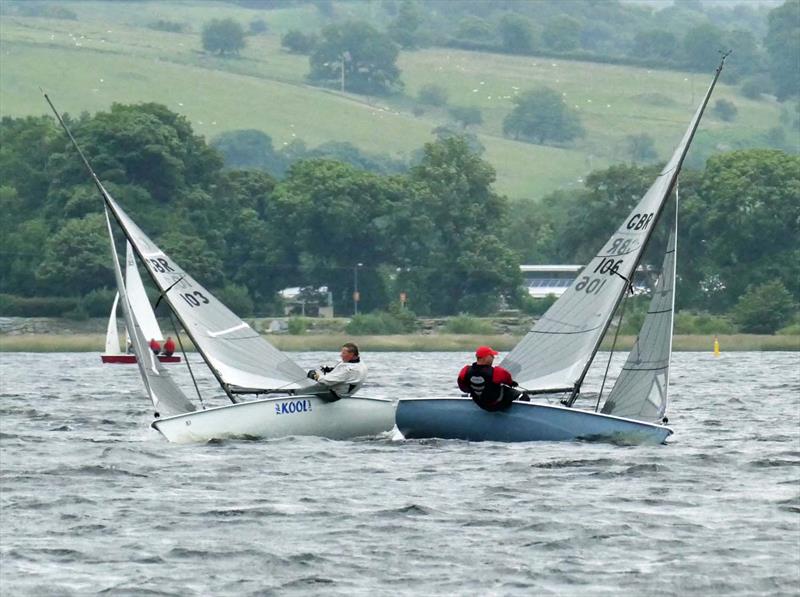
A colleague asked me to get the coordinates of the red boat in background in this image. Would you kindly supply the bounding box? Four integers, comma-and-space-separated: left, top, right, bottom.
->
101, 243, 181, 365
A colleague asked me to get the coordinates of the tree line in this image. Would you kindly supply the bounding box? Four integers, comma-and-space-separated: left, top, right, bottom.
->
198, 0, 799, 102
0, 105, 797, 332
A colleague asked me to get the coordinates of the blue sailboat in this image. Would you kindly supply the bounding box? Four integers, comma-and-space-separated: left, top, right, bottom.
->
396, 55, 729, 444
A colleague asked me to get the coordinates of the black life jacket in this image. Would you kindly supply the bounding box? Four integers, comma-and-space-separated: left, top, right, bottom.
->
466, 364, 503, 410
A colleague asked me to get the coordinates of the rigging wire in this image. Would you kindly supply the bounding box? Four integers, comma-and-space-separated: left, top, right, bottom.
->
595, 279, 633, 413
165, 310, 205, 410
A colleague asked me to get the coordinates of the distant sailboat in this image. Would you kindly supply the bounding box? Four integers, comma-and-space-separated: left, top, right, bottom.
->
100, 242, 180, 364
47, 94, 394, 443
396, 55, 728, 444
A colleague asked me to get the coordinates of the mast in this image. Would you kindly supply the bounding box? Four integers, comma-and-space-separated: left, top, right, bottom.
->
567, 52, 728, 404
43, 92, 239, 404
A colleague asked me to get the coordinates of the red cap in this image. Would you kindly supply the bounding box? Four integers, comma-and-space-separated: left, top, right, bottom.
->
475, 346, 499, 359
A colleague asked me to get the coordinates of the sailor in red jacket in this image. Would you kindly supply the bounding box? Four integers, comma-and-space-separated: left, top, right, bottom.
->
149, 338, 161, 355
457, 345, 524, 411
162, 336, 176, 357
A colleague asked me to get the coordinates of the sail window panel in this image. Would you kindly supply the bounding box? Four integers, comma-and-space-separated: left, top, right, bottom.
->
104, 190, 309, 391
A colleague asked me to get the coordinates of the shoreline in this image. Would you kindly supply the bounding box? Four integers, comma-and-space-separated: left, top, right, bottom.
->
1, 333, 798, 353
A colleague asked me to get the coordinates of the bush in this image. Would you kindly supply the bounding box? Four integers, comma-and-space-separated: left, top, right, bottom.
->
0, 294, 79, 317
740, 77, 767, 100
148, 20, 186, 33
732, 280, 797, 334
449, 105, 483, 128
81, 288, 118, 317
674, 311, 738, 335
443, 314, 494, 334
418, 84, 449, 107
519, 294, 557, 316
215, 284, 254, 317
713, 99, 738, 122
288, 317, 309, 335
202, 19, 246, 56
281, 30, 317, 54
249, 19, 268, 35
346, 312, 407, 335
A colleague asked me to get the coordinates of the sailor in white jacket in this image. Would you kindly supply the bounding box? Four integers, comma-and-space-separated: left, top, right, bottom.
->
307, 342, 367, 399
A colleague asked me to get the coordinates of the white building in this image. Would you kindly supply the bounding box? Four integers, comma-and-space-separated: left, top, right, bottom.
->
520, 265, 583, 298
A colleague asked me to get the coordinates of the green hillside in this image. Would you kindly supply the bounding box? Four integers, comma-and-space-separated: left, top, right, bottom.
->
0, 1, 785, 199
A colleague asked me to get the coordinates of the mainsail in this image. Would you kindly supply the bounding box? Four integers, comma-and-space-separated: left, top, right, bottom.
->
502, 55, 726, 393
602, 220, 676, 422
105, 210, 195, 417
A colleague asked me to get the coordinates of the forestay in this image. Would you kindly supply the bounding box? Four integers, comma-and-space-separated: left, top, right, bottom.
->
105, 210, 196, 417
102, 188, 311, 393
501, 62, 724, 393
602, 222, 676, 422
125, 242, 163, 344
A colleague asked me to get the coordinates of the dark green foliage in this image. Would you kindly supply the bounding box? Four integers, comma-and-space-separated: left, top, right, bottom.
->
448, 105, 483, 128
632, 30, 678, 61
682, 24, 725, 72
215, 284, 255, 317
309, 21, 402, 95
503, 88, 584, 145
732, 280, 797, 333
713, 99, 737, 122
455, 16, 493, 42
281, 29, 317, 54
542, 15, 581, 52
36, 214, 113, 295
201, 18, 246, 56
682, 149, 800, 311
497, 14, 534, 53
211, 129, 288, 176
15, 3, 76, 19
0, 294, 79, 317
149, 20, 187, 33
765, 0, 800, 100
739, 76, 769, 100
418, 84, 448, 107
248, 19, 268, 35
625, 133, 658, 163
388, 0, 423, 49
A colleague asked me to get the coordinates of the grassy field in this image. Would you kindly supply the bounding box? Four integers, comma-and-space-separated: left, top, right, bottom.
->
2, 333, 797, 353
0, 2, 786, 199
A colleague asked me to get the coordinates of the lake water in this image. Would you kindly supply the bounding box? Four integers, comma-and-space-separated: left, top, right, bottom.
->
1, 351, 798, 596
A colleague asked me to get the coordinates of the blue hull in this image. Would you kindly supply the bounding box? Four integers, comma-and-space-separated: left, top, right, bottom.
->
396, 398, 673, 444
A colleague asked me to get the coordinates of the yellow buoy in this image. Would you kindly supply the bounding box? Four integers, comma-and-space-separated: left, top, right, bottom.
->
713, 336, 720, 357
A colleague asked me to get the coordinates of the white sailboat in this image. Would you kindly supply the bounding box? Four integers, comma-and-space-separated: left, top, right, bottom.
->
46, 96, 395, 444
396, 55, 729, 444
101, 242, 181, 364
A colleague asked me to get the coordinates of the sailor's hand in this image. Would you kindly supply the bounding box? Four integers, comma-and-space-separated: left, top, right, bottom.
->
510, 380, 519, 387
306, 369, 318, 380
320, 365, 334, 374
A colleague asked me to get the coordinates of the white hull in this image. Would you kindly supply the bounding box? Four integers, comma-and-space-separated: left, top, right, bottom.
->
151, 394, 395, 443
